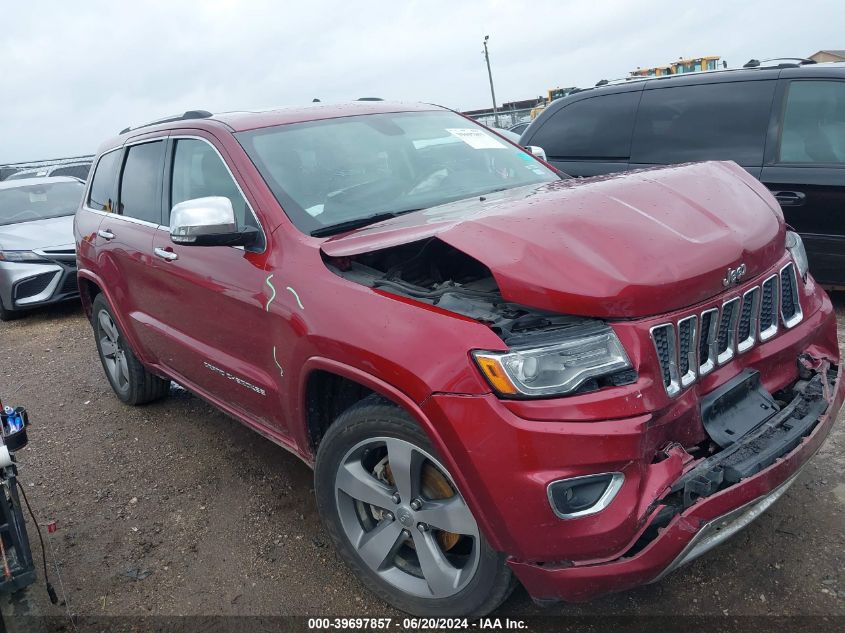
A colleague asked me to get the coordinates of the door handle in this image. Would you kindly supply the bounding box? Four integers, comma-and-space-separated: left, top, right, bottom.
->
97, 229, 115, 240
772, 191, 806, 207
154, 247, 178, 261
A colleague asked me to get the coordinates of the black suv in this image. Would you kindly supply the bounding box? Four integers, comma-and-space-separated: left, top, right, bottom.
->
521, 61, 845, 285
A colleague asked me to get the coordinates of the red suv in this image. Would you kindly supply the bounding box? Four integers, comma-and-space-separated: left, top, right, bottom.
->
75, 102, 842, 617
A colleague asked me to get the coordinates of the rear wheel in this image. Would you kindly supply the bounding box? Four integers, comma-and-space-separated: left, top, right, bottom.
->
91, 294, 170, 405
315, 396, 514, 616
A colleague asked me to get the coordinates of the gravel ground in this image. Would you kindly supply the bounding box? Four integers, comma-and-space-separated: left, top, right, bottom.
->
0, 296, 843, 628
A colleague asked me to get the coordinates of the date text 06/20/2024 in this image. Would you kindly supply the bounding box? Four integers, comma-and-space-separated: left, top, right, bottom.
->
307, 617, 528, 630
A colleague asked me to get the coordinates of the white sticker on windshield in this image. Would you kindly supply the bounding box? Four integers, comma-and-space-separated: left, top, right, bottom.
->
29, 192, 47, 202
446, 128, 506, 150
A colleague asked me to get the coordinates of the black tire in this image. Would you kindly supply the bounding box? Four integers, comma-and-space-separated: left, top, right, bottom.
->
315, 395, 515, 617
91, 293, 170, 405
0, 301, 21, 322
1, 587, 49, 633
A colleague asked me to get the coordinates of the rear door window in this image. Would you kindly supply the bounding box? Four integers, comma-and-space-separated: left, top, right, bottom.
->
529, 91, 640, 159
779, 80, 845, 164
118, 141, 165, 224
87, 150, 121, 211
631, 80, 776, 166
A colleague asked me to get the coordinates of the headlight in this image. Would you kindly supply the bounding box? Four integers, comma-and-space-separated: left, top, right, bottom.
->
0, 250, 45, 263
473, 321, 632, 397
785, 231, 809, 281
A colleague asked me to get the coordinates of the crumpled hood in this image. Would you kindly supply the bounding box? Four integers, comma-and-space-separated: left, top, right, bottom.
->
0, 215, 76, 252
321, 161, 785, 318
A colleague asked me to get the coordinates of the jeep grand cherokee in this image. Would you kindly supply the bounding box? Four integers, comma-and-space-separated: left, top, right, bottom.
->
75, 102, 842, 616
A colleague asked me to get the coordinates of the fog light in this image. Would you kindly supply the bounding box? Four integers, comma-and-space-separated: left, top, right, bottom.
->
547, 472, 624, 519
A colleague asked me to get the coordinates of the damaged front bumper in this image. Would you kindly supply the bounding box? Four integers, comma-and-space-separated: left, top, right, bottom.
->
651, 468, 800, 585
508, 363, 843, 603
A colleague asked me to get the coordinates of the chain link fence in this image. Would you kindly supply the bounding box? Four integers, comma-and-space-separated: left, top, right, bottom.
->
465, 107, 534, 130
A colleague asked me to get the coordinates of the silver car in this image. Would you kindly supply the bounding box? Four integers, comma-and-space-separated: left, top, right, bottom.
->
0, 176, 84, 321
5, 162, 92, 182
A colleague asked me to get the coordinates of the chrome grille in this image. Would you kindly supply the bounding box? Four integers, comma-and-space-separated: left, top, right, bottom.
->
678, 315, 697, 387
716, 297, 739, 364
651, 264, 804, 396
737, 287, 760, 353
780, 262, 802, 328
698, 308, 718, 376
651, 324, 679, 396
759, 275, 779, 341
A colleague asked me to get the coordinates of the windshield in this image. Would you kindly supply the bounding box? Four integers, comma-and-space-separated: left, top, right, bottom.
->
0, 181, 84, 226
237, 110, 558, 235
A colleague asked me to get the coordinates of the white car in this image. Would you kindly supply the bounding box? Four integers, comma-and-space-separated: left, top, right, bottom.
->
5, 161, 92, 182
0, 176, 84, 320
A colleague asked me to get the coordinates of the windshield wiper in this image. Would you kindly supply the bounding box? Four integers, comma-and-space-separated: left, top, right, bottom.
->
310, 209, 421, 237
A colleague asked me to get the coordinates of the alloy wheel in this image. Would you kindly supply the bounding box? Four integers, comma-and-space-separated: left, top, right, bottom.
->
98, 309, 129, 391
334, 436, 480, 599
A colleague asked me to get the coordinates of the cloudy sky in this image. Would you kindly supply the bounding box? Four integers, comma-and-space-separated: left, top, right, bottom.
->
1, 0, 841, 163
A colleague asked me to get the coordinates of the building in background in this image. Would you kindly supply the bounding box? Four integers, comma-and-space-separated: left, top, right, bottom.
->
808, 50, 845, 63
631, 56, 722, 78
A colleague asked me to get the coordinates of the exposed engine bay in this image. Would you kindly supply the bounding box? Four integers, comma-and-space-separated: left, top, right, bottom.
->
323, 238, 589, 344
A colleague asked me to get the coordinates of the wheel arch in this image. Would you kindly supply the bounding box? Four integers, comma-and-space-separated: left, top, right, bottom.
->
296, 357, 509, 545
301, 357, 510, 566
77, 270, 154, 367
76, 269, 102, 320
299, 357, 440, 459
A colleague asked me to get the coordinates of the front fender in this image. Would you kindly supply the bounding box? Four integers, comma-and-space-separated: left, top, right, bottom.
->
297, 356, 508, 552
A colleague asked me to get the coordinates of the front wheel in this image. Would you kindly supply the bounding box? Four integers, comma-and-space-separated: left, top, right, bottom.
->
315, 396, 514, 617
0, 301, 21, 322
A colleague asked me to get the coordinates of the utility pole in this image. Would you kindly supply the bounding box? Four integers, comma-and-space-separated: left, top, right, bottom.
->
482, 35, 499, 128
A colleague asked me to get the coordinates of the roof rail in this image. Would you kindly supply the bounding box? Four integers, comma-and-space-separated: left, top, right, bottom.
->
743, 57, 817, 69
600, 61, 801, 89
120, 110, 213, 135
556, 58, 820, 101
595, 76, 647, 87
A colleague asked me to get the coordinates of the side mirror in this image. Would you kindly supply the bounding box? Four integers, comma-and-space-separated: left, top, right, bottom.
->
526, 145, 548, 162
169, 196, 258, 247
